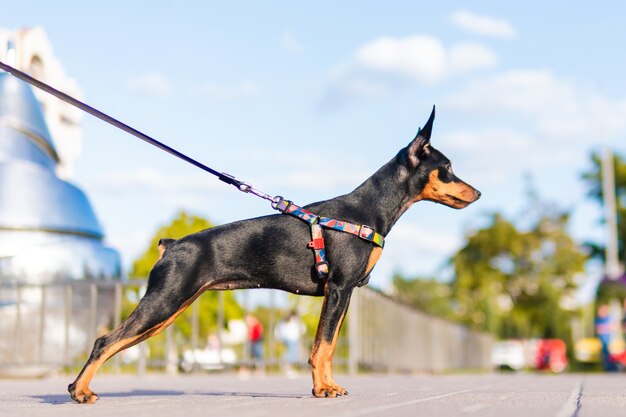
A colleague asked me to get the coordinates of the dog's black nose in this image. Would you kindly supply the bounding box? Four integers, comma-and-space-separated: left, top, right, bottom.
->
475, 190, 481, 199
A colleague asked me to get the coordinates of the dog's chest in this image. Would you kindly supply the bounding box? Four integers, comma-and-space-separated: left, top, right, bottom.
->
356, 247, 383, 287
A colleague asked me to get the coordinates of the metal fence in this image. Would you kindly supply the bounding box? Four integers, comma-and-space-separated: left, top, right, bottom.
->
0, 280, 121, 376
348, 287, 493, 373
0, 280, 492, 376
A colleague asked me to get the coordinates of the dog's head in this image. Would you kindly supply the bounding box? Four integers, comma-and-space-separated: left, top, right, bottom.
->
401, 106, 480, 209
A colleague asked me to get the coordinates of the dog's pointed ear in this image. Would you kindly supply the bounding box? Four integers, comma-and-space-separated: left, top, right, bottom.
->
407, 105, 435, 167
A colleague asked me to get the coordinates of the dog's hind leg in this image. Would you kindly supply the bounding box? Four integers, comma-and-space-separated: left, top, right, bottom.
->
309, 281, 353, 398
68, 259, 206, 404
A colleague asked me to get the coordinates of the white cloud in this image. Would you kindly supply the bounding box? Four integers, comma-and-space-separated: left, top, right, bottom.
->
446, 70, 573, 116
445, 70, 626, 141
107, 228, 152, 267
277, 167, 371, 191
127, 73, 172, 97
349, 36, 448, 85
438, 129, 562, 186
441, 128, 531, 154
94, 158, 369, 205
450, 9, 517, 39
372, 222, 463, 284
280, 30, 304, 53
95, 167, 224, 193
391, 222, 461, 254
324, 35, 498, 102
437, 69, 626, 204
449, 42, 499, 74
236, 147, 375, 194
202, 80, 261, 100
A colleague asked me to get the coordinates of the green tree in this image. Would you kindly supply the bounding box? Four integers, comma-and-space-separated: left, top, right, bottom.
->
581, 151, 626, 263
124, 211, 243, 358
391, 274, 455, 319
451, 208, 587, 341
130, 210, 214, 279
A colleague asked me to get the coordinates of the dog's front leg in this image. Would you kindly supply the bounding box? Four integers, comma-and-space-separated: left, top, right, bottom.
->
309, 280, 352, 398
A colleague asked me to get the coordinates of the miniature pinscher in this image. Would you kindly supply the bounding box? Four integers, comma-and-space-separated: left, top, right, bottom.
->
69, 106, 480, 403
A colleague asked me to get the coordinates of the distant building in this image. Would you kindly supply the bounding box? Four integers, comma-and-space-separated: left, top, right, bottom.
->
0, 26, 82, 179
0, 73, 121, 281
0, 28, 121, 283
0, 27, 120, 375
0, 27, 121, 282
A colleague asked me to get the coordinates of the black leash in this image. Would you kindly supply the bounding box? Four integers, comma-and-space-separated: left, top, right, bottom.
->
0, 60, 388, 280
0, 59, 277, 204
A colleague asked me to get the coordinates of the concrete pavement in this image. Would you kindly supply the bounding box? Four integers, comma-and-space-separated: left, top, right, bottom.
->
1, 372, 625, 416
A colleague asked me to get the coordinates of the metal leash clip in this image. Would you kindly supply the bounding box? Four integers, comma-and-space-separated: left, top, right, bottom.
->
236, 180, 277, 205
271, 196, 291, 212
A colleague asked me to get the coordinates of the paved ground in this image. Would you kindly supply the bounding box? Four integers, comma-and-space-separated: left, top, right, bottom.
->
0, 372, 625, 417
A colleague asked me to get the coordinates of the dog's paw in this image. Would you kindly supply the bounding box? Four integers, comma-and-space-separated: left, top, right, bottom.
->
332, 385, 348, 396
312, 383, 348, 398
68, 383, 100, 404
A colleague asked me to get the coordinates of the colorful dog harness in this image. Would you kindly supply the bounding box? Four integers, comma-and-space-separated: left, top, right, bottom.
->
273, 198, 385, 280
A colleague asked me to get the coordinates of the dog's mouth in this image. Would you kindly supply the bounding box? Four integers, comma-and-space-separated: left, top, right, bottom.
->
445, 194, 471, 209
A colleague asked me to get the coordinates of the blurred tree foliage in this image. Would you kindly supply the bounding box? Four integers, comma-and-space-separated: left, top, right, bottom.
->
393, 197, 588, 342
391, 275, 455, 320
450, 209, 587, 341
123, 211, 243, 356
581, 151, 626, 263
130, 210, 214, 279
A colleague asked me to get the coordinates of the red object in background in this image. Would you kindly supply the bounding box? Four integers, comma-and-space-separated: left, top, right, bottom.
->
609, 351, 626, 366
534, 339, 568, 373
246, 315, 264, 342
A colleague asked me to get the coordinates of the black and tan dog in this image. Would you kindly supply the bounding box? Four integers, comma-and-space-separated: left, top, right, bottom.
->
68, 106, 480, 403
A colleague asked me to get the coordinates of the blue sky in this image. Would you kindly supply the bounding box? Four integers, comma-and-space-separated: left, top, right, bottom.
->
4, 1, 626, 292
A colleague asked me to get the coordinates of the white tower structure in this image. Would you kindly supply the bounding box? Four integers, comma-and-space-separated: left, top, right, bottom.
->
0, 26, 83, 179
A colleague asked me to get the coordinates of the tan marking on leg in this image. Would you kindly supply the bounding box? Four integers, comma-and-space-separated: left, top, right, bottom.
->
309, 288, 329, 395
311, 340, 334, 397
71, 284, 209, 403
310, 309, 347, 397
323, 312, 346, 395
71, 331, 149, 403
147, 284, 209, 337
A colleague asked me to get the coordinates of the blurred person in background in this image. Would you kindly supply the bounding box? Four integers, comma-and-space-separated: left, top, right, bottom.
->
595, 304, 618, 371
246, 314, 264, 371
275, 310, 305, 377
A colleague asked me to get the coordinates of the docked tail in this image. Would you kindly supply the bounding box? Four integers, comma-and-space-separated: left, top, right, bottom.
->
157, 238, 177, 261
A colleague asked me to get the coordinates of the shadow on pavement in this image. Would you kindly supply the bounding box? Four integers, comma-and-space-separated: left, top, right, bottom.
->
33, 389, 306, 404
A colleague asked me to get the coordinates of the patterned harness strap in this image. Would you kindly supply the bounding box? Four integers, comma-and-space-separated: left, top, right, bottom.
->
274, 199, 385, 280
